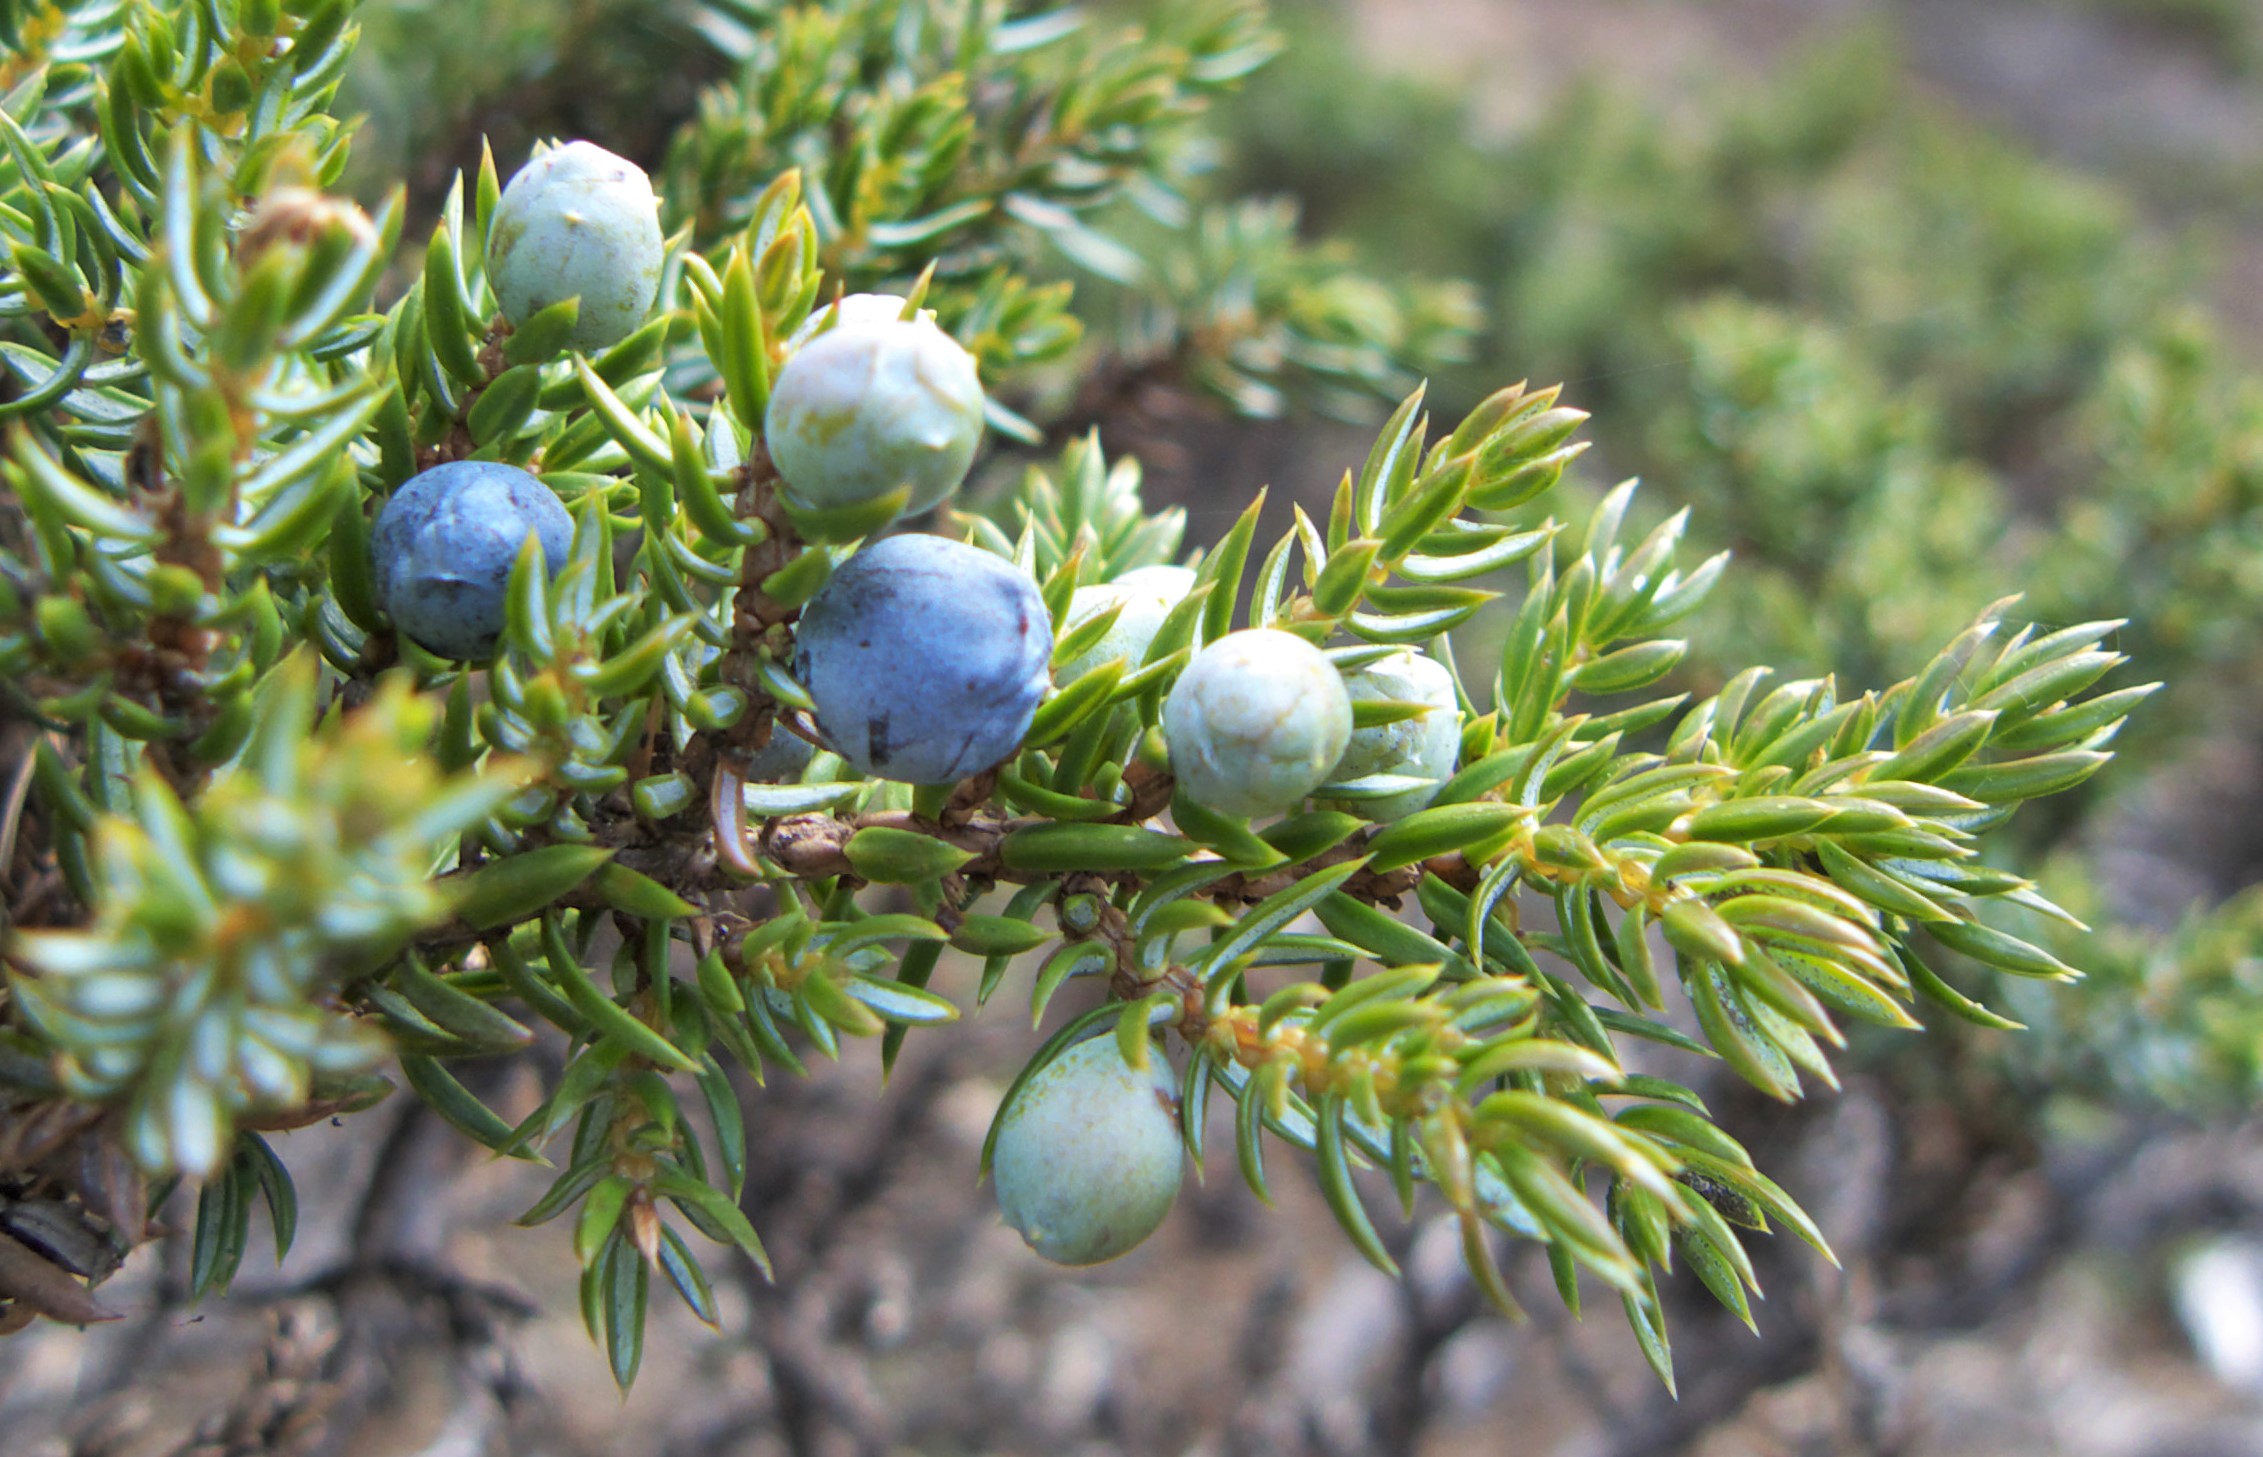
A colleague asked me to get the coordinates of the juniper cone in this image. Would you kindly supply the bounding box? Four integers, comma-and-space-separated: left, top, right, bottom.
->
371, 461, 574, 661
991, 1035, 1186, 1266
1055, 564, 1199, 683
764, 313, 987, 519
792, 534, 1051, 784
1328, 647, 1463, 820
784, 292, 919, 349
0, 0, 2167, 1406
487, 140, 665, 352
1164, 628, 1355, 818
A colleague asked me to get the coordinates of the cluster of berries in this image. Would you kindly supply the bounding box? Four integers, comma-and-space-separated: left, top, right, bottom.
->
367, 142, 1467, 1268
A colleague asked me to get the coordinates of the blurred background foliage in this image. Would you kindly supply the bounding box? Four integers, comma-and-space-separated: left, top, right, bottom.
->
336, 0, 1482, 431
338, 0, 724, 205
1212, 5, 2263, 1131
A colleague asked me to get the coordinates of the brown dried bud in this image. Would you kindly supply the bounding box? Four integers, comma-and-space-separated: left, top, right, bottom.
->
238, 187, 374, 266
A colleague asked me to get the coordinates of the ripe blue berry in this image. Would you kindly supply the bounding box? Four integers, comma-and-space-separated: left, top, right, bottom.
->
371, 461, 572, 662
1055, 563, 1198, 683
764, 316, 985, 520
793, 534, 1050, 784
992, 1036, 1184, 1267
1329, 649, 1462, 820
1164, 629, 1352, 818
487, 140, 664, 353
743, 723, 815, 783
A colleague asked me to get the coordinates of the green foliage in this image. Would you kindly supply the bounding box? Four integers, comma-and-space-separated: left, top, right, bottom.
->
658, 0, 1476, 428
10, 659, 517, 1173
1227, 14, 2263, 1113
2062, 0, 2263, 73
0, 0, 2160, 1399
340, 0, 724, 197
1083, 194, 1483, 421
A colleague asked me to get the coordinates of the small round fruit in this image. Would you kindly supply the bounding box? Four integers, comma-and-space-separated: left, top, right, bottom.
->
793, 534, 1049, 784
1118, 564, 1199, 593
1054, 563, 1198, 683
371, 461, 572, 661
1329, 649, 1462, 820
487, 140, 664, 353
764, 317, 985, 520
1164, 629, 1352, 818
785, 293, 917, 350
742, 724, 816, 783
992, 1035, 1184, 1267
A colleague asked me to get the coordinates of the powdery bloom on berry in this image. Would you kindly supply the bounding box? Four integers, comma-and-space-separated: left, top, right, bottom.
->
1328, 648, 1463, 820
765, 316, 986, 520
371, 461, 572, 661
1054, 564, 1198, 684
487, 140, 664, 353
991, 1036, 1184, 1267
1164, 628, 1352, 819
785, 292, 922, 350
794, 534, 1050, 784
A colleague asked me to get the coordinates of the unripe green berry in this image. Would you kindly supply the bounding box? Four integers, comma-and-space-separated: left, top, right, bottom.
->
764, 317, 985, 520
1055, 564, 1198, 682
785, 293, 917, 350
1164, 628, 1352, 818
487, 140, 664, 354
992, 1036, 1183, 1266
1329, 649, 1462, 820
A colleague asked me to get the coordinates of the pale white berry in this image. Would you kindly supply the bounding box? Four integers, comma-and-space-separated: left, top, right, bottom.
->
785, 293, 921, 350
764, 316, 986, 520
1329, 649, 1462, 820
1055, 564, 1199, 682
1164, 628, 1352, 818
992, 1036, 1183, 1266
487, 140, 664, 353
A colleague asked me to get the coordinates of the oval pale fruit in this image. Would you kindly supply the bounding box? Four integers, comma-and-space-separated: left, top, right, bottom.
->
487, 140, 664, 353
1328, 649, 1463, 820
992, 1036, 1184, 1266
785, 292, 917, 350
764, 316, 985, 521
1054, 564, 1198, 683
1164, 629, 1352, 818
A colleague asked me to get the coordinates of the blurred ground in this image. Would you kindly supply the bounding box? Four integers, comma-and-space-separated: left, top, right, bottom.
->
12, 996, 2263, 1457
11, 3, 2263, 1455
1352, 0, 2263, 348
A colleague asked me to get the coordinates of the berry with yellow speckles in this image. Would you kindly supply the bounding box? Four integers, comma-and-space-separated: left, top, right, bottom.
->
487, 140, 664, 353
764, 315, 986, 521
